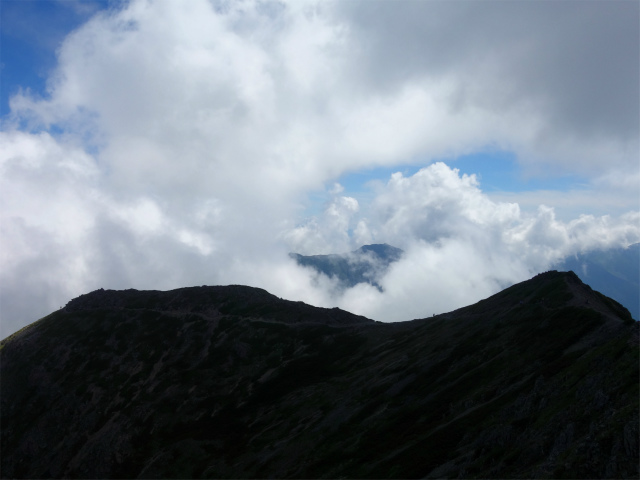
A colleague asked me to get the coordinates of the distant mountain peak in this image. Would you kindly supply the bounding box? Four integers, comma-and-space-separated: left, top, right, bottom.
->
290, 243, 404, 290
354, 243, 403, 260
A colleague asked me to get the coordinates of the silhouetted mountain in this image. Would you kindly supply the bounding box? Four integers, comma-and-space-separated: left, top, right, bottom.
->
1, 272, 638, 478
290, 243, 403, 290
554, 243, 639, 320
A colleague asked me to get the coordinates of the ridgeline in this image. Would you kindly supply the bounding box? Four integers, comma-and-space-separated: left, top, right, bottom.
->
1, 271, 638, 478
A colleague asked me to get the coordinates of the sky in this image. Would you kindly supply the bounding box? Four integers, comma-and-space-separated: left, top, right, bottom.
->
1, 0, 639, 337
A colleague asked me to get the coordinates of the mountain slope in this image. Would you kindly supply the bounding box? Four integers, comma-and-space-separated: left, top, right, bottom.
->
1, 272, 638, 479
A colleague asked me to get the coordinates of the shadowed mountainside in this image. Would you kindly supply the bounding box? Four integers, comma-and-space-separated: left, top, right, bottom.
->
1, 271, 638, 478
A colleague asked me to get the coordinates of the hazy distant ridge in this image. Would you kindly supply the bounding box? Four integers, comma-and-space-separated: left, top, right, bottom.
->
290, 243, 403, 290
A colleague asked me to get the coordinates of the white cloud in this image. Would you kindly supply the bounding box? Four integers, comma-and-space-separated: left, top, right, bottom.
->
1, 0, 638, 334
285, 191, 360, 255
338, 239, 529, 322
291, 164, 639, 321
366, 163, 521, 247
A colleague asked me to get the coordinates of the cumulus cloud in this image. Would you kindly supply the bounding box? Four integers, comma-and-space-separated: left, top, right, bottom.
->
366, 164, 520, 246
293, 164, 640, 320
1, 0, 638, 335
286, 189, 360, 255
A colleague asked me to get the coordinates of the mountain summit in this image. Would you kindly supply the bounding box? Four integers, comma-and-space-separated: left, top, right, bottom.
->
554, 243, 640, 320
1, 271, 638, 478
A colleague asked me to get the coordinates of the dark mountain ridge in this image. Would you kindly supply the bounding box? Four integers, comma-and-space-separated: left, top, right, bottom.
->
1, 271, 638, 478
63, 285, 374, 326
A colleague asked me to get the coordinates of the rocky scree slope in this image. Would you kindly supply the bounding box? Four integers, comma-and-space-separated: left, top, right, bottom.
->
1, 272, 638, 478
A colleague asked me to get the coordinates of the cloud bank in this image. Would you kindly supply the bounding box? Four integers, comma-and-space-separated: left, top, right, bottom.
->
1, 0, 638, 335
291, 163, 639, 320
